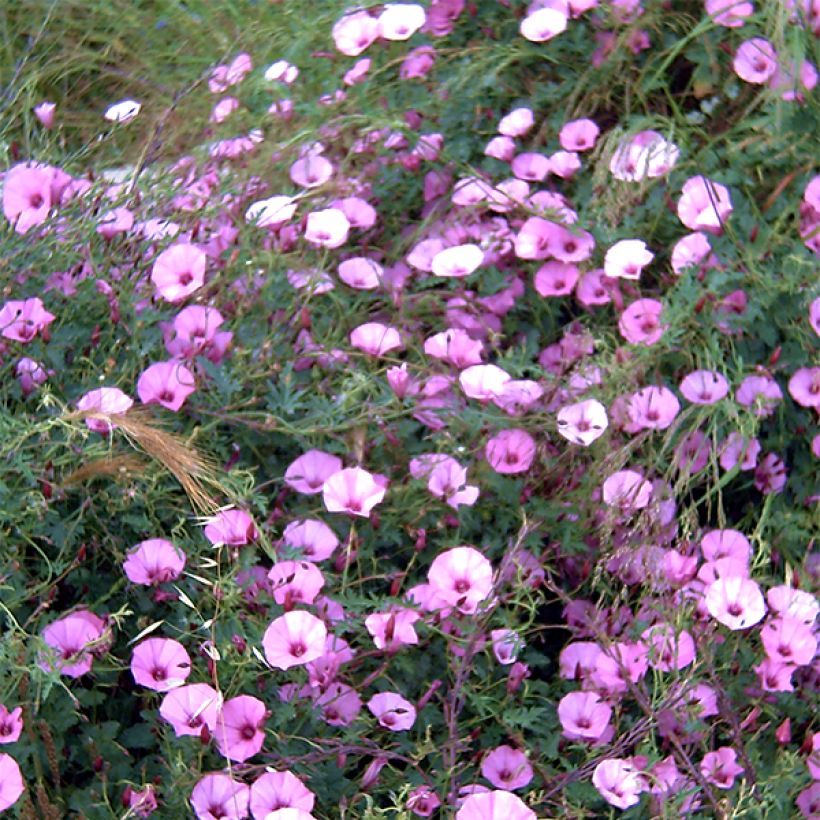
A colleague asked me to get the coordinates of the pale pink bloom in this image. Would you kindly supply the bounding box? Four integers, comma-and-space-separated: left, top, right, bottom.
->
754, 658, 795, 692
548, 150, 581, 178
367, 692, 416, 731
76, 386, 134, 433
304, 208, 350, 248
575, 269, 612, 306
486, 178, 531, 212
788, 367, 820, 408
481, 745, 533, 790
719, 432, 761, 471
485, 136, 516, 161
337, 257, 382, 290
159, 683, 220, 737
602, 470, 653, 512
387, 363, 420, 399
486, 428, 536, 474
493, 379, 543, 416
559, 118, 600, 151
760, 616, 817, 666
210, 96, 239, 123
491, 629, 523, 665
680, 369, 729, 404
406, 785, 441, 817
350, 322, 403, 356
40, 611, 108, 678
400, 45, 436, 79
701, 747, 744, 789
451, 177, 494, 207
126, 785, 157, 817
735, 374, 782, 416
268, 99, 294, 119
677, 175, 733, 234
534, 261, 579, 296
592, 642, 649, 694
332, 10, 379, 56
628, 385, 680, 430
285, 450, 343, 495
333, 196, 377, 229
559, 642, 602, 682
34, 100, 56, 128
770, 57, 818, 101
424, 328, 484, 368
706, 0, 754, 27
558, 691, 612, 741
609, 131, 679, 181
137, 361, 196, 412
427, 458, 480, 510
511, 152, 550, 182
604, 239, 654, 279
0, 755, 24, 813
642, 624, 696, 671
549, 225, 595, 262
797, 783, 820, 819
0, 296, 55, 342
459, 364, 511, 401
96, 206, 134, 238
264, 60, 299, 83
431, 244, 484, 277
246, 196, 298, 228
204, 509, 257, 547
456, 790, 535, 820
290, 155, 334, 188
214, 695, 266, 763
322, 467, 386, 517
520, 6, 568, 41
16, 356, 49, 396
0, 706, 23, 744
344, 58, 371, 86
104, 99, 141, 122
618, 298, 665, 345
734, 38, 777, 83
705, 576, 766, 630
676, 428, 711, 474
428, 546, 494, 614
365, 609, 421, 650
378, 4, 426, 39
124, 538, 185, 585
190, 773, 249, 820
766, 585, 818, 625
263, 611, 327, 671
250, 770, 315, 820
700, 529, 751, 563
282, 519, 339, 562
592, 759, 643, 810
151, 243, 206, 302
498, 107, 534, 137
407, 237, 446, 271
268, 560, 325, 606
163, 305, 231, 363
131, 638, 191, 692
698, 556, 750, 586
671, 231, 714, 274
556, 398, 608, 445
314, 681, 362, 726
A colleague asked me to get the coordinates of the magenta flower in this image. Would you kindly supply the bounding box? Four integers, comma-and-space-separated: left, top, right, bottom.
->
754, 658, 795, 692
315, 682, 362, 726
76, 386, 134, 433
0, 705, 23, 744
123, 538, 185, 585
304, 208, 350, 248
137, 361, 196, 411
677, 176, 733, 234
559, 642, 603, 683
332, 9, 379, 55
766, 585, 819, 624
788, 367, 820, 408
480, 745, 533, 790
719, 432, 761, 471
214, 695, 266, 763
642, 624, 696, 671
701, 529, 752, 563
602, 470, 653, 512
281, 519, 339, 562
367, 692, 416, 731
491, 629, 524, 665
558, 691, 612, 741
705, 576, 766, 630
40, 610, 108, 678
797, 783, 820, 819
486, 428, 536, 474
0, 297, 55, 343
131, 638, 191, 691
34, 100, 56, 128
604, 239, 654, 280
735, 374, 782, 416
560, 118, 600, 151
350, 322, 403, 356
2, 162, 54, 234
250, 770, 315, 820
0, 754, 25, 812
700, 747, 744, 789
760, 616, 817, 666
262, 611, 327, 670
96, 206, 134, 239
498, 107, 534, 137
511, 152, 550, 182
190, 773, 250, 820
268, 560, 325, 606
126, 785, 157, 817
365, 609, 421, 650
322, 467, 386, 517
338, 257, 382, 290
427, 546, 494, 614
159, 683, 221, 737
592, 641, 649, 693
679, 370, 729, 404
485, 136, 516, 161
618, 298, 665, 345
592, 759, 644, 810
534, 261, 580, 297
290, 154, 333, 188
285, 450, 343, 495
424, 328, 484, 368
456, 790, 536, 819
151, 243, 206, 303
556, 398, 608, 446
734, 38, 778, 84
406, 785, 441, 817
706, 0, 754, 27
163, 305, 232, 362
671, 231, 714, 274
204, 509, 258, 546
754, 451, 788, 494
15, 357, 49, 396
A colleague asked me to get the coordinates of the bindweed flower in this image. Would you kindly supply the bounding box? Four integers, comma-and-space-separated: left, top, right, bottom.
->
123, 538, 185, 585
365, 609, 421, 650
618, 298, 665, 345
34, 100, 56, 128
700, 747, 744, 789
558, 691, 612, 741
304, 208, 350, 248
190, 773, 250, 820
204, 509, 258, 547
705, 576, 766, 630
734, 38, 778, 84
77, 386, 134, 433
556, 398, 608, 445
520, 5, 568, 41
322, 467, 387, 517
0, 296, 55, 342
431, 244, 484, 278
427, 546, 494, 614
214, 695, 267, 762
680, 370, 729, 404
592, 759, 644, 810
602, 470, 653, 512
104, 99, 141, 122
677, 176, 733, 234
0, 705, 23, 744
491, 629, 524, 665
268, 560, 325, 606
367, 692, 417, 731
485, 428, 536, 474
159, 683, 221, 737
604, 239, 654, 280
760, 616, 817, 666
131, 638, 191, 691
151, 243, 206, 303
456, 789, 536, 819
126, 785, 157, 817
249, 770, 315, 820
281, 519, 339, 562
480, 745, 533, 790
40, 610, 109, 678
137, 361, 196, 411
0, 754, 25, 812
262, 611, 327, 671
350, 322, 403, 356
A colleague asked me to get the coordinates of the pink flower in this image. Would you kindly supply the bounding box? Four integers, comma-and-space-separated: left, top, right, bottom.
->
290, 154, 334, 188
123, 538, 185, 585
349, 322, 403, 356
428, 546, 494, 614
719, 432, 761, 471
34, 100, 56, 128
677, 176, 733, 234
304, 208, 350, 248
246, 196, 298, 228
322, 467, 386, 517
190, 773, 250, 820
0, 705, 23, 744
365, 609, 421, 650
127, 785, 157, 817
285, 450, 343, 495
250, 771, 315, 820
628, 385, 680, 430
338, 257, 383, 290
604, 239, 654, 279
486, 428, 536, 474
40, 611, 108, 678
15, 357, 49, 396
618, 298, 666, 345
760, 616, 817, 666
367, 692, 416, 731
556, 398, 608, 445
548, 150, 581, 178
735, 374, 782, 416
344, 58, 371, 86
700, 747, 744, 789
163, 305, 232, 362
159, 683, 221, 737
766, 585, 819, 624
520, 6, 568, 41
788, 367, 820, 408
137, 361, 196, 411
511, 152, 550, 182
2, 162, 54, 234
558, 691, 612, 741
431, 244, 484, 278
314, 682, 362, 726
406, 785, 441, 817
592, 759, 644, 810
701, 529, 751, 563
559, 642, 603, 683
706, 0, 754, 27
491, 629, 523, 665
609, 131, 679, 180
642, 624, 696, 671
131, 638, 191, 691
424, 328, 484, 368
534, 261, 580, 296
754, 658, 795, 692
214, 695, 267, 762
427, 458, 480, 509
151, 243, 206, 302
797, 783, 820, 819
378, 4, 426, 39
680, 370, 729, 404
265, 60, 299, 83
485, 136, 516, 161
281, 519, 339, 562
754, 452, 788, 494
456, 789, 535, 819
810, 296, 820, 337
96, 206, 134, 239
592, 642, 649, 693
705, 576, 766, 630
268, 560, 325, 606
602, 470, 653, 512
498, 107, 534, 137
560, 118, 600, 151
400, 45, 436, 79
262, 611, 327, 670
0, 297, 55, 343
671, 232, 714, 274
332, 9, 379, 55
480, 745, 533, 790
104, 99, 141, 122
734, 38, 778, 84
76, 386, 134, 433
0, 754, 25, 812
204, 509, 258, 546
459, 364, 511, 401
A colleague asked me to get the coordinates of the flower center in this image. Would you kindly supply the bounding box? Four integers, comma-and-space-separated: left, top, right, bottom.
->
241, 724, 256, 740
290, 641, 306, 657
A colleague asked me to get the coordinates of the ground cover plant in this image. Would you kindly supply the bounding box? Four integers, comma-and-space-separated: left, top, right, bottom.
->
1, 0, 819, 817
